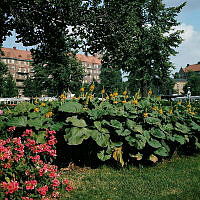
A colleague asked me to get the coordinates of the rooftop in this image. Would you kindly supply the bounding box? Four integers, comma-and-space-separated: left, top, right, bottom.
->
182, 63, 200, 72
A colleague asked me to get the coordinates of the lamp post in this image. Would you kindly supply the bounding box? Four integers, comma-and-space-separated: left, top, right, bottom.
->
187, 86, 191, 103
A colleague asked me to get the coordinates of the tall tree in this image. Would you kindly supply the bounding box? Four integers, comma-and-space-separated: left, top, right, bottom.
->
183, 72, 200, 96
3, 73, 18, 97
77, 0, 185, 96
99, 67, 123, 94
1, 0, 85, 96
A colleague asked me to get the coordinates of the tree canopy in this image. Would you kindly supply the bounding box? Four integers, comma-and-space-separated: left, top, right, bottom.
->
1, 0, 185, 96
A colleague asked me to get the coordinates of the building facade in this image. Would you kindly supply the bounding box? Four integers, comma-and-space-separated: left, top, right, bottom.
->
0, 47, 101, 96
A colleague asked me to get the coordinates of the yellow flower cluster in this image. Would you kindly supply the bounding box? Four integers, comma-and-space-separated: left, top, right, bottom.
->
60, 93, 67, 100
45, 111, 53, 118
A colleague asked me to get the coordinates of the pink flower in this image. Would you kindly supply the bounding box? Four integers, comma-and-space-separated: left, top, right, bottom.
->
22, 197, 34, 200
22, 129, 33, 137
0, 109, 3, 115
48, 172, 58, 178
37, 185, 48, 196
65, 185, 73, 192
51, 191, 60, 198
7, 126, 16, 132
30, 155, 40, 162
25, 180, 37, 190
48, 138, 57, 146
51, 179, 60, 187
2, 181, 19, 194
48, 130, 56, 135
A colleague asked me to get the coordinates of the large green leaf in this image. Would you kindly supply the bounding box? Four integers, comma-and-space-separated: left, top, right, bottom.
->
91, 130, 110, 147
191, 121, 200, 131
145, 117, 161, 126
148, 138, 162, 148
13, 102, 34, 114
116, 129, 131, 136
35, 131, 46, 144
110, 119, 123, 129
126, 119, 136, 129
94, 121, 109, 133
97, 150, 111, 161
134, 125, 143, 134
27, 117, 49, 130
59, 102, 83, 113
64, 127, 91, 145
66, 116, 87, 128
173, 134, 185, 145
150, 128, 165, 139
7, 116, 28, 127
50, 122, 64, 131
154, 147, 169, 157
175, 122, 191, 134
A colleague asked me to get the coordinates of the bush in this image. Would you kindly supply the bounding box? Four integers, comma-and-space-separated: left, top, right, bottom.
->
0, 128, 74, 200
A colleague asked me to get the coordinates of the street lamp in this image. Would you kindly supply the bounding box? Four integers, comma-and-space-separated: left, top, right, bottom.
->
187, 86, 191, 103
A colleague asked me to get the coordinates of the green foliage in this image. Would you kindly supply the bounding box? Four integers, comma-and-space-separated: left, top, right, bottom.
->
183, 71, 200, 95
0, 61, 18, 97
0, 89, 200, 167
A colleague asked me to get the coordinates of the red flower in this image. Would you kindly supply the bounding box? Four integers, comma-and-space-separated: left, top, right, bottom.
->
25, 180, 37, 190
2, 181, 19, 194
37, 185, 48, 196
51, 178, 60, 187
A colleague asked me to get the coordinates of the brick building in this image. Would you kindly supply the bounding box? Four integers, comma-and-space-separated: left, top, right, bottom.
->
0, 47, 101, 96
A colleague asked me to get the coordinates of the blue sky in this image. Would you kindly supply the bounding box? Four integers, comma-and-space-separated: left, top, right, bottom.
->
3, 0, 200, 74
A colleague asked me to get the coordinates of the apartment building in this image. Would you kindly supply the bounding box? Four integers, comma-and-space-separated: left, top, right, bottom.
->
0, 47, 33, 96
76, 54, 101, 83
0, 47, 101, 96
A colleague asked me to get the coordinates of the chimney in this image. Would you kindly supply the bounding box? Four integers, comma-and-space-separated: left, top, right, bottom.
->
13, 46, 16, 50
197, 61, 200, 64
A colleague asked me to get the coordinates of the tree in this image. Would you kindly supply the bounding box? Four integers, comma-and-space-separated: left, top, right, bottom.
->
1, 0, 85, 96
0, 60, 18, 97
77, 0, 185, 96
99, 67, 123, 94
3, 73, 18, 97
183, 72, 200, 96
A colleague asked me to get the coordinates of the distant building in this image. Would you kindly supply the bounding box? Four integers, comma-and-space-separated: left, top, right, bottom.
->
173, 62, 200, 95
0, 47, 101, 96
75, 54, 101, 83
179, 62, 200, 79
0, 47, 33, 96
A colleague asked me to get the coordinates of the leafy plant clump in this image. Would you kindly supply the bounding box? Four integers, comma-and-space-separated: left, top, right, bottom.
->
0, 128, 74, 200
0, 88, 200, 168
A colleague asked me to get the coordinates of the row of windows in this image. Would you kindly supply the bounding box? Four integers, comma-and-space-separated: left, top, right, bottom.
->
3, 59, 31, 66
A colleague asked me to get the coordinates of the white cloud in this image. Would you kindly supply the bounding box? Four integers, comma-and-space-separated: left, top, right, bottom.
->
171, 23, 200, 73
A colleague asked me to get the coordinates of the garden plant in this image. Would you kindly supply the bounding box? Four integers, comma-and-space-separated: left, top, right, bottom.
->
0, 85, 200, 199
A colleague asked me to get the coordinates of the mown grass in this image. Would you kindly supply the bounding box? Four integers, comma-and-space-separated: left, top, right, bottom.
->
61, 154, 200, 200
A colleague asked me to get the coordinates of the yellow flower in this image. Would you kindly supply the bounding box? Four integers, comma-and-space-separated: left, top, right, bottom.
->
189, 112, 195, 115
109, 93, 113, 97
186, 104, 191, 108
101, 89, 105, 94
148, 90, 152, 95
89, 84, 95, 92
187, 108, 191, 112
143, 113, 148, 118
113, 101, 118, 104
41, 102, 46, 107
60, 93, 66, 100
34, 107, 39, 112
106, 96, 109, 100
132, 99, 138, 105
123, 91, 127, 96
177, 101, 182, 105
45, 111, 53, 118
168, 109, 173, 114
125, 95, 129, 99
113, 92, 118, 97
121, 100, 126, 104
152, 106, 158, 111
158, 109, 163, 114
34, 100, 38, 104
80, 87, 84, 92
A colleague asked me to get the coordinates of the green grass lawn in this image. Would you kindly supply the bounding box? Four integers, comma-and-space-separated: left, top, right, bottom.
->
61, 154, 200, 200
